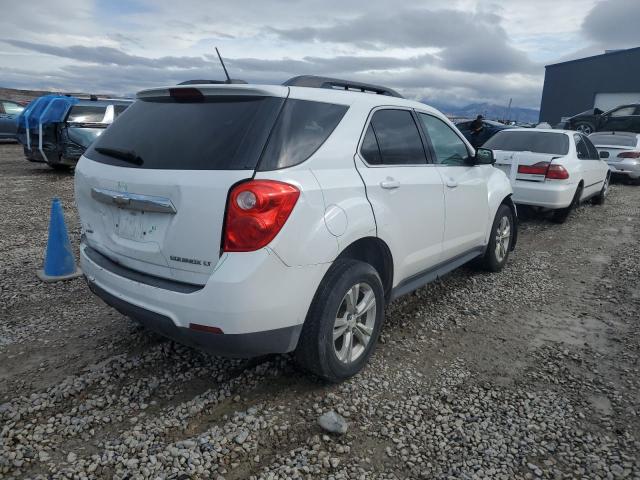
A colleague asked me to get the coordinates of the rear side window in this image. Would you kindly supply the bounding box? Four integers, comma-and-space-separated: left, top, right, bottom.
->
86, 96, 285, 170
484, 131, 569, 155
360, 125, 382, 165
258, 99, 348, 170
68, 106, 107, 123
364, 109, 427, 165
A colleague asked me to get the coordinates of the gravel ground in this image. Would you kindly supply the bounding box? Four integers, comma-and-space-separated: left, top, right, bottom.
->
0, 143, 638, 479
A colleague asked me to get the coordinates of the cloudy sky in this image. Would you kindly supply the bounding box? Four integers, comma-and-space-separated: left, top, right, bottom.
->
1, 0, 639, 109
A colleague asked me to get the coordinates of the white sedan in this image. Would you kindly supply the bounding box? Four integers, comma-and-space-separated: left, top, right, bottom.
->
589, 131, 640, 184
484, 129, 611, 223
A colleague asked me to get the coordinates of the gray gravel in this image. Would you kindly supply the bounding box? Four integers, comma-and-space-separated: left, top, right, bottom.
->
0, 144, 638, 479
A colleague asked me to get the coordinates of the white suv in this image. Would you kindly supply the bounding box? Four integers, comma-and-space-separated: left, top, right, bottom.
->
75, 76, 517, 381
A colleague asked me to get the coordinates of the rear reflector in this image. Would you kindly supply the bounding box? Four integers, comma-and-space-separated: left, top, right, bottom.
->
517, 161, 569, 180
617, 151, 640, 158
189, 323, 223, 334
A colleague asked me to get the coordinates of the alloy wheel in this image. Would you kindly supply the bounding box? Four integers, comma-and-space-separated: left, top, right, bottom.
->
494, 215, 511, 263
333, 283, 376, 364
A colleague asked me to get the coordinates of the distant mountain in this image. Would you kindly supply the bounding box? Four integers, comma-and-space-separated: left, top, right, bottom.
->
423, 101, 540, 124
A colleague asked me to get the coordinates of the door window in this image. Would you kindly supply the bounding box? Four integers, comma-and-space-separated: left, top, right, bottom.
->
610, 106, 635, 117
2, 102, 23, 115
418, 113, 470, 166
574, 134, 591, 159
582, 136, 600, 159
362, 109, 427, 165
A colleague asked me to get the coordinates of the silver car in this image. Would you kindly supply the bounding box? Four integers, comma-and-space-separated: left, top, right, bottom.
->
0, 99, 24, 141
589, 132, 640, 184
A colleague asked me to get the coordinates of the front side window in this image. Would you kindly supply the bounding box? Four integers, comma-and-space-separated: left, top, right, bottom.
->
610, 106, 635, 117
418, 113, 470, 166
2, 101, 24, 115
365, 109, 426, 165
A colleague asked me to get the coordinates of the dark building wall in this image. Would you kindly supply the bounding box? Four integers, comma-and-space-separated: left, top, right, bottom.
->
539, 47, 640, 124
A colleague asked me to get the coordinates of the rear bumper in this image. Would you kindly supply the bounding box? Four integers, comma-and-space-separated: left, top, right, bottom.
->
81, 242, 329, 357
607, 160, 640, 179
511, 180, 577, 209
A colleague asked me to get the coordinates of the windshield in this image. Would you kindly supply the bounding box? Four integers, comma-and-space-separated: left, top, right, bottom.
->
589, 133, 637, 147
484, 131, 570, 155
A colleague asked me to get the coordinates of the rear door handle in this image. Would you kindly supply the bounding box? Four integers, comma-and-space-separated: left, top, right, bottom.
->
380, 179, 400, 189
445, 178, 458, 188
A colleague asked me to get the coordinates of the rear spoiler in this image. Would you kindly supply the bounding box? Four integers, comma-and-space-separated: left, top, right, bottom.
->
137, 84, 289, 100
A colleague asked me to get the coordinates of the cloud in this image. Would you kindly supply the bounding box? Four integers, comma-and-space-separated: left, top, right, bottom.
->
581, 0, 640, 46
2, 39, 210, 69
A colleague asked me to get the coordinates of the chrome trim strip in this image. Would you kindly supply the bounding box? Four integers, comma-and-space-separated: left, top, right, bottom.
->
90, 187, 177, 214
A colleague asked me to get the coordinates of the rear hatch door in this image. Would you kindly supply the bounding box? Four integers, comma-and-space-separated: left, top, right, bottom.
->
75, 85, 288, 285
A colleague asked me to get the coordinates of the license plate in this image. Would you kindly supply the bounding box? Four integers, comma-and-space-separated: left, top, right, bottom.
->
116, 210, 145, 241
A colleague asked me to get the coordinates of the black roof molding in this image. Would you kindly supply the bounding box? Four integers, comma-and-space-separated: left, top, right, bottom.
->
178, 79, 247, 85
283, 75, 403, 98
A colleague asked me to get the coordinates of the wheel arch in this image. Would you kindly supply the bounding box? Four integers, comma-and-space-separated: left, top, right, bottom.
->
336, 236, 394, 302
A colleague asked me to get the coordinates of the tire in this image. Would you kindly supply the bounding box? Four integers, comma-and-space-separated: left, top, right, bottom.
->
592, 173, 610, 205
551, 184, 582, 223
295, 259, 385, 382
478, 204, 513, 272
46, 154, 73, 171
574, 122, 595, 135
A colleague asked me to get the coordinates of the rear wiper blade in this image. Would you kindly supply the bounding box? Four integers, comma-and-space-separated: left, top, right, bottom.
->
95, 146, 143, 165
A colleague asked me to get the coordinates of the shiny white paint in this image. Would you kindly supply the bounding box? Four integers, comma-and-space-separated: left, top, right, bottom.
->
492, 129, 610, 209
75, 82, 514, 343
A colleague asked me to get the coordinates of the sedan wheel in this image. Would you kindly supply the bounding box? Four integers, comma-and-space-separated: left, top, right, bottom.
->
494, 215, 511, 263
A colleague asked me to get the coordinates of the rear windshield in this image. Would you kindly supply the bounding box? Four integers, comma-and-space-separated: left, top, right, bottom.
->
588, 133, 637, 147
85, 96, 285, 170
86, 96, 348, 170
484, 131, 569, 155
68, 106, 107, 123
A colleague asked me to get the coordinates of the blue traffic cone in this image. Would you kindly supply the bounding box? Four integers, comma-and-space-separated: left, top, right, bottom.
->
37, 198, 82, 282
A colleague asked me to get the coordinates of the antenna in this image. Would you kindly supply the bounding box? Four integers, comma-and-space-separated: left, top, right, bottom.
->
215, 47, 231, 84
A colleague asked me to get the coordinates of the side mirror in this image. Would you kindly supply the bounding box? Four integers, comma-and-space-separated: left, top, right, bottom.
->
475, 148, 495, 165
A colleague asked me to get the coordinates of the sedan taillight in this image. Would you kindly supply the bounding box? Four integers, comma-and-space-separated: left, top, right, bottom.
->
617, 151, 640, 159
517, 161, 569, 180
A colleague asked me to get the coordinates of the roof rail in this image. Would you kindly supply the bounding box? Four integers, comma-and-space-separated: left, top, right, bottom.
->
283, 75, 403, 98
178, 79, 247, 85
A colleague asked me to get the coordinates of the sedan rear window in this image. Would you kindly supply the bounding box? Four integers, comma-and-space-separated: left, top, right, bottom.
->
85, 96, 285, 170
588, 133, 637, 148
484, 131, 569, 155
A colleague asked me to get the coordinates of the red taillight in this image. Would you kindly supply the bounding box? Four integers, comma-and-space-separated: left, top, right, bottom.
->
518, 162, 549, 175
545, 164, 570, 180
617, 151, 640, 158
517, 161, 569, 180
189, 323, 223, 334
223, 180, 300, 252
